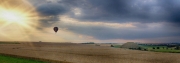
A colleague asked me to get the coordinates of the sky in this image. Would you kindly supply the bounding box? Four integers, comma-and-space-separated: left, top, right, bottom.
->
0, 0, 180, 43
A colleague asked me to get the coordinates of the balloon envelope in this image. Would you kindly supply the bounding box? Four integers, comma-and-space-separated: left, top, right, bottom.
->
53, 27, 58, 33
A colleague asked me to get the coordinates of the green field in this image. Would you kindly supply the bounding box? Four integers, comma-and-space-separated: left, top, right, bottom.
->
0, 54, 47, 63
0, 42, 20, 44
111, 45, 121, 48
140, 45, 180, 53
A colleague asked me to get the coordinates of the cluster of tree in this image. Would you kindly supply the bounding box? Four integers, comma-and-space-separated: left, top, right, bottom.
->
139, 43, 180, 47
129, 47, 147, 51
129, 48, 137, 50
81, 42, 95, 44
152, 46, 180, 50
152, 47, 160, 49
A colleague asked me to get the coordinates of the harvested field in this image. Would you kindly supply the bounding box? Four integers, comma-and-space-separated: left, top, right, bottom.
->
0, 42, 180, 63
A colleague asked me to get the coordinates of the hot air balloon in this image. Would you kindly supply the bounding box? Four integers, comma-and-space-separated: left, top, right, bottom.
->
53, 27, 58, 33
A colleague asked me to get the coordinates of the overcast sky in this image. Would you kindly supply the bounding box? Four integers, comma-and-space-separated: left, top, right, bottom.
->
0, 0, 180, 43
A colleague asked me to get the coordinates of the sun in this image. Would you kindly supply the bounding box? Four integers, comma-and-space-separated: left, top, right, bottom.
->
0, 10, 27, 24
1, 11, 23, 22
0, 0, 40, 41
0, 8, 35, 29
0, 0, 39, 29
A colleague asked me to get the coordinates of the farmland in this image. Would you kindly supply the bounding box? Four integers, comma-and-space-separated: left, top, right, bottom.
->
0, 42, 180, 63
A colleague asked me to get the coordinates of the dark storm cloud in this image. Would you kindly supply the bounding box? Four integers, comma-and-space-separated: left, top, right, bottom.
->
158, 0, 180, 24
57, 0, 180, 24
35, 2, 68, 27
67, 0, 135, 22
58, 0, 180, 36
61, 0, 167, 23
32, 0, 180, 24
37, 3, 67, 16
27, 0, 180, 41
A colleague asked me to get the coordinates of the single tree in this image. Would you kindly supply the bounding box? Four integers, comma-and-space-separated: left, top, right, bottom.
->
166, 47, 168, 50
111, 45, 114, 47
138, 47, 141, 50
162, 47, 164, 49
157, 47, 160, 49
144, 49, 147, 51
175, 46, 180, 50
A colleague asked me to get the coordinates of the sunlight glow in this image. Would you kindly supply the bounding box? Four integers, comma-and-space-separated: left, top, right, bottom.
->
0, 0, 39, 41
0, 10, 27, 24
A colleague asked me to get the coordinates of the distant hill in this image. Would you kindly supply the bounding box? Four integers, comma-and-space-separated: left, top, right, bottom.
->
121, 42, 139, 49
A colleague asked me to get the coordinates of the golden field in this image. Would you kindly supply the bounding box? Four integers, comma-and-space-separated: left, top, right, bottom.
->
0, 42, 180, 63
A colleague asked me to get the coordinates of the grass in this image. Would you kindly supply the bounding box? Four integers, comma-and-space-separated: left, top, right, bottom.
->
0, 54, 47, 63
112, 45, 121, 48
152, 49, 180, 53
139, 45, 180, 53
0, 42, 20, 44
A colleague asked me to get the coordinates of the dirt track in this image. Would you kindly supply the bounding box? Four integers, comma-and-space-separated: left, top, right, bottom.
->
0, 42, 180, 63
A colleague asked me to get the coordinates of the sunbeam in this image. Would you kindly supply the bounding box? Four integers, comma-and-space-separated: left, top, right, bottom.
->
0, 0, 39, 41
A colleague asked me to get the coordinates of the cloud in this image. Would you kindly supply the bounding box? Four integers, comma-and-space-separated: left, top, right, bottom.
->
67, 24, 179, 40
31, 0, 180, 25
59, 0, 165, 23
37, 3, 67, 16
57, 16, 180, 40
56, 0, 180, 25
25, 0, 180, 42
35, 2, 68, 27
159, 0, 180, 24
